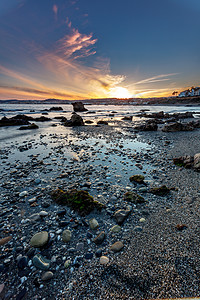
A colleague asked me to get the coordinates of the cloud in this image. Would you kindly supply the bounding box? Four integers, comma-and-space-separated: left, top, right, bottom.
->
56, 28, 97, 59
53, 4, 58, 20
133, 73, 179, 85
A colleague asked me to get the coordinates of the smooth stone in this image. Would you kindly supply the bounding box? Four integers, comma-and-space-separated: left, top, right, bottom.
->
89, 218, 99, 230
100, 256, 109, 265
39, 211, 48, 217
0, 236, 12, 246
134, 226, 143, 232
76, 242, 84, 251
33, 254, 50, 270
111, 225, 121, 233
29, 213, 40, 222
93, 231, 105, 245
96, 248, 103, 257
64, 260, 71, 268
30, 231, 49, 248
0, 283, 5, 294
41, 271, 53, 281
85, 253, 93, 259
19, 191, 28, 197
56, 209, 66, 216
17, 256, 28, 269
113, 209, 130, 225
139, 218, 146, 222
62, 230, 72, 242
34, 178, 41, 184
28, 197, 36, 204
139, 187, 147, 193
110, 241, 124, 253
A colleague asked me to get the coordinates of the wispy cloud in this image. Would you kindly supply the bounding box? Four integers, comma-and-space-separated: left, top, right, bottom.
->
56, 28, 97, 59
53, 4, 58, 20
130, 73, 179, 86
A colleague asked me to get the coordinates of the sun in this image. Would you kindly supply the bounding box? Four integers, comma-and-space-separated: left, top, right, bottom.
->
110, 86, 132, 98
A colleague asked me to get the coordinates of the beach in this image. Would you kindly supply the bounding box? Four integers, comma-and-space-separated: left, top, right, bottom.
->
0, 104, 200, 299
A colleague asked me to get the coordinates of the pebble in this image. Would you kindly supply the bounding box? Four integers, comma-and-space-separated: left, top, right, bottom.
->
85, 253, 93, 259
62, 230, 72, 242
0, 236, 12, 246
30, 231, 49, 248
19, 191, 28, 197
134, 226, 143, 232
100, 256, 109, 265
76, 242, 84, 251
64, 260, 71, 268
93, 231, 106, 245
41, 271, 54, 281
89, 218, 99, 230
139, 218, 146, 222
114, 209, 130, 225
110, 241, 124, 252
110, 225, 121, 233
17, 256, 28, 269
33, 254, 50, 270
39, 211, 48, 217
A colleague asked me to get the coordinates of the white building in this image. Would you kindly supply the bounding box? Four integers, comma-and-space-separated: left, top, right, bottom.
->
178, 87, 200, 97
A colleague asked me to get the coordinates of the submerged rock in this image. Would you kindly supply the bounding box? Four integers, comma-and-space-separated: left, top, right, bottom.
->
49, 106, 63, 111
149, 185, 170, 196
19, 123, 39, 130
129, 175, 145, 184
123, 191, 145, 204
72, 101, 88, 112
51, 188, 104, 215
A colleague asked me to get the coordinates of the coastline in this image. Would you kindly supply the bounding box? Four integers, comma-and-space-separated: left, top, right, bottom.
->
0, 105, 200, 299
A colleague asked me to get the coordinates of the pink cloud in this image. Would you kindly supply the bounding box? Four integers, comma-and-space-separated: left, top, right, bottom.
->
57, 28, 97, 59
53, 4, 58, 20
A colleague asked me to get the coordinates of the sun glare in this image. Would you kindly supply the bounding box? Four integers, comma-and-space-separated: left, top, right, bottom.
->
110, 87, 132, 98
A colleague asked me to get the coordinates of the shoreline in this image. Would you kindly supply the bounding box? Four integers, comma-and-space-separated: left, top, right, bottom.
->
0, 107, 200, 299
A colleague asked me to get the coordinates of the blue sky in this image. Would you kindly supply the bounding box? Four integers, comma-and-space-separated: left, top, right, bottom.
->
0, 0, 199, 99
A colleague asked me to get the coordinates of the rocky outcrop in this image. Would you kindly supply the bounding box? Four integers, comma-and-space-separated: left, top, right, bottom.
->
173, 153, 200, 171
72, 102, 88, 112
64, 113, 84, 126
162, 122, 194, 132
49, 106, 63, 111
0, 116, 30, 127
19, 123, 39, 130
134, 120, 158, 131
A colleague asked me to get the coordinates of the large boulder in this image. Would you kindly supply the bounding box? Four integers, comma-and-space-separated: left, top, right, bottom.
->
64, 113, 84, 126
72, 102, 88, 112
135, 120, 158, 131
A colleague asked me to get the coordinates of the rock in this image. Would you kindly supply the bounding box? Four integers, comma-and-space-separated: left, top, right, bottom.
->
89, 218, 99, 230
41, 271, 54, 281
93, 231, 105, 245
30, 231, 49, 248
162, 122, 194, 132
111, 225, 121, 233
97, 120, 108, 125
194, 153, 200, 170
19, 123, 39, 130
51, 188, 104, 216
129, 175, 145, 184
64, 260, 71, 268
39, 211, 48, 217
0, 283, 5, 294
0, 236, 12, 246
114, 209, 131, 225
96, 249, 103, 257
149, 185, 170, 196
76, 242, 84, 251
19, 191, 28, 197
17, 256, 28, 269
123, 191, 145, 204
173, 156, 194, 168
49, 106, 63, 111
62, 230, 72, 242
110, 241, 124, 252
0, 116, 30, 127
176, 224, 187, 231
85, 253, 93, 259
33, 116, 51, 122
139, 218, 146, 223
64, 113, 84, 126
32, 254, 50, 270
72, 102, 88, 112
135, 121, 158, 131
100, 256, 109, 265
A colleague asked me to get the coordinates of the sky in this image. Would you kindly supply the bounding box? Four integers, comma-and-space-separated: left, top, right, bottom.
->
0, 0, 200, 100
